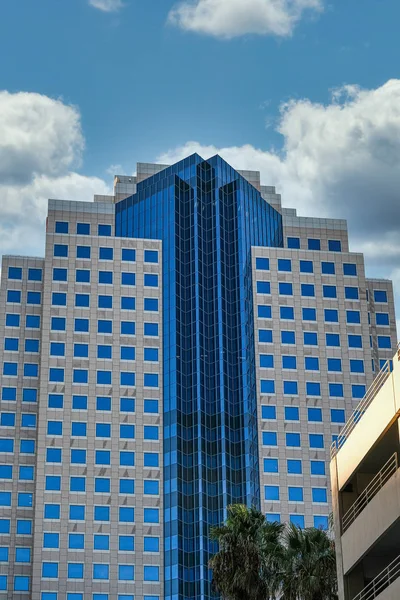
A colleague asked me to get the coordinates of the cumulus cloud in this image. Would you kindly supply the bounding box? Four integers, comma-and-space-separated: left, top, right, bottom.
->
0, 91, 84, 184
89, 0, 124, 12
158, 79, 400, 313
0, 91, 110, 259
168, 0, 323, 38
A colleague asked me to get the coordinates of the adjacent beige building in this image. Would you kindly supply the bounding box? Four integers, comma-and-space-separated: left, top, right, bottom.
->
331, 348, 400, 600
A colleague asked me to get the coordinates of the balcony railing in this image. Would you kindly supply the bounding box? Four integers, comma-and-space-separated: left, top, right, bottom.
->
353, 553, 400, 600
342, 452, 398, 532
331, 360, 392, 459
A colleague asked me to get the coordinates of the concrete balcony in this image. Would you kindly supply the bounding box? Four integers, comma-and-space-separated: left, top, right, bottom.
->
352, 554, 400, 600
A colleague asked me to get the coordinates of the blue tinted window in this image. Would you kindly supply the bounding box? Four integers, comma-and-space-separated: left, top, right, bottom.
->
75, 294, 89, 307
314, 516, 329, 530
327, 358, 342, 372
144, 274, 158, 287
144, 298, 158, 311
331, 409, 345, 423
5, 314, 20, 327
96, 370, 111, 385
321, 261, 335, 275
120, 452, 135, 466
1, 387, 16, 401
99, 271, 113, 284
144, 537, 159, 552
283, 381, 298, 395
96, 345, 111, 359
323, 285, 337, 298
266, 513, 281, 523
144, 348, 158, 361
50, 342, 65, 357
72, 395, 87, 410
278, 259, 291, 272
290, 515, 305, 528
143, 399, 158, 413
303, 332, 318, 346
328, 240, 341, 252
257, 281, 271, 294
73, 343, 88, 358
350, 359, 364, 373
76, 269, 90, 283
284, 406, 299, 421
20, 440, 34, 453
262, 432, 277, 446
120, 424, 135, 439
376, 313, 389, 326
326, 333, 340, 347
261, 380, 275, 394
308, 239, 320, 250
122, 248, 136, 261
120, 565, 135, 581
378, 336, 391, 349
51, 317, 65, 331
120, 398, 135, 412
352, 385, 366, 399
259, 329, 273, 343
256, 257, 269, 270
73, 368, 89, 384
28, 268, 42, 281
307, 408, 322, 422
94, 535, 110, 550
264, 486, 279, 501
120, 507, 135, 522
121, 297, 135, 310
74, 318, 89, 333
311, 461, 325, 475
122, 321, 136, 335
306, 382, 321, 396
144, 480, 159, 494
26, 315, 40, 328
301, 284, 315, 297
71, 422, 87, 436
0, 465, 12, 479
25, 339, 39, 352
94, 506, 110, 521
99, 247, 113, 260
287, 237, 300, 249
71, 449, 86, 464
7, 290, 21, 303
4, 338, 18, 351
324, 309, 338, 322
120, 479, 135, 494
280, 306, 294, 320
144, 250, 158, 263
309, 434, 324, 448
98, 320, 112, 334
282, 355, 297, 369
46, 448, 62, 463
264, 458, 279, 473
93, 563, 110, 579
261, 405, 276, 419
329, 383, 343, 398
312, 488, 327, 502
279, 282, 293, 296
98, 295, 112, 309
122, 272, 135, 286
121, 372, 136, 386
70, 477, 86, 492
144, 426, 158, 440
374, 290, 388, 303
98, 224, 112, 236
343, 263, 357, 276
53, 268, 67, 282
49, 368, 64, 382
77, 223, 90, 235
288, 487, 303, 502
22, 388, 37, 403
345, 286, 359, 300
96, 396, 111, 411
348, 334, 362, 348
54, 244, 68, 257
305, 356, 319, 371
47, 421, 62, 435
96, 423, 111, 438
55, 221, 68, 233
281, 330, 295, 345
300, 260, 313, 273
3, 362, 17, 376
260, 354, 274, 368
144, 453, 159, 467
45, 476, 61, 491
287, 459, 302, 474
43, 533, 59, 548
8, 267, 22, 280
95, 478, 110, 492
95, 451, 110, 465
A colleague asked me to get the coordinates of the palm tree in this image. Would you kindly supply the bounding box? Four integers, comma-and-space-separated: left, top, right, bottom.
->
209, 504, 284, 600
280, 524, 338, 600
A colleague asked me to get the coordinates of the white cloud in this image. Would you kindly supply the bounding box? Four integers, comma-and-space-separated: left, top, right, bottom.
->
168, 0, 323, 38
0, 91, 84, 184
159, 79, 400, 332
0, 91, 110, 260
89, 0, 124, 12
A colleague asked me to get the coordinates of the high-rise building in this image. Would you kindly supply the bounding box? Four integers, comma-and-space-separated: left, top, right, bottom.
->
0, 154, 396, 600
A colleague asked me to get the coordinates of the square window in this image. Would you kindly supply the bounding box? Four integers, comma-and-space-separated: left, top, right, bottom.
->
321, 261, 335, 275
280, 306, 294, 320
7, 290, 21, 303
278, 258, 291, 272
350, 359, 364, 373
6, 314, 20, 327
306, 382, 321, 396
261, 405, 276, 419
120, 424, 135, 439
99, 247, 113, 260
121, 372, 135, 386
331, 409, 345, 423
98, 320, 112, 334
95, 478, 110, 492
25, 339, 39, 353
281, 331, 295, 344
311, 461, 325, 476
262, 431, 277, 446
74, 343, 88, 358
308, 238, 320, 250
326, 333, 340, 347
72, 395, 88, 410
120, 398, 135, 412
75, 293, 90, 307
302, 307, 316, 321
324, 309, 338, 323
290, 515, 305, 528
303, 332, 318, 346
312, 488, 327, 503
144, 425, 158, 440
119, 507, 135, 522
286, 432, 301, 447
42, 562, 59, 578
2, 387, 16, 401
144, 298, 158, 311
97, 370, 112, 385
144, 453, 159, 467
279, 282, 293, 296
259, 329, 273, 343
14, 575, 30, 591
121, 297, 136, 310
307, 407, 322, 422
73, 369, 88, 384
144, 250, 159, 263
97, 396, 111, 411
144, 480, 159, 495
144, 537, 159, 552
327, 358, 342, 372
263, 458, 278, 473
122, 321, 136, 335
314, 516, 329, 530
122, 248, 136, 262
376, 313, 389, 326
144, 566, 159, 582
44, 504, 60, 519
257, 281, 271, 294
55, 221, 68, 233
328, 240, 341, 252
301, 283, 315, 297
256, 257, 270, 270
264, 485, 279, 501
378, 336, 391, 349
26, 314, 40, 328
121, 346, 135, 360
119, 479, 135, 494
266, 513, 281, 523
98, 224, 112, 236
323, 285, 337, 298
77, 223, 90, 235
260, 354, 274, 368
287, 237, 300, 249
329, 383, 344, 398
300, 260, 313, 273
288, 487, 303, 502
26, 292, 41, 306
93, 563, 109, 579
287, 459, 302, 474
119, 565, 135, 581
94, 534, 110, 550
120, 451, 135, 466
99, 271, 113, 284
284, 406, 299, 421
305, 356, 319, 371
144, 399, 158, 413
76, 269, 91, 283
52, 268, 68, 282
374, 290, 388, 303
261, 379, 275, 394
97, 345, 112, 359
8, 267, 22, 280
122, 272, 136, 286
54, 244, 68, 257
283, 381, 298, 395
345, 286, 359, 300
309, 434, 324, 449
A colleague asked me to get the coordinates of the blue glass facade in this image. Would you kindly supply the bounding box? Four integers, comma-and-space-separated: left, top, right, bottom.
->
115, 154, 283, 600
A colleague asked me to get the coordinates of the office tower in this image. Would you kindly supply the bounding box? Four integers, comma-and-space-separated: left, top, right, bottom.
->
0, 154, 396, 600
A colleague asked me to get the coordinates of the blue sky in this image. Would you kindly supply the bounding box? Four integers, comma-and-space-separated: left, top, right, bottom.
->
1, 0, 400, 327
1, 0, 399, 176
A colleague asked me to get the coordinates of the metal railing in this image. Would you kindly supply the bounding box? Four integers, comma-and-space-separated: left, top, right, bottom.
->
342, 453, 398, 532
353, 554, 400, 600
330, 360, 392, 459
